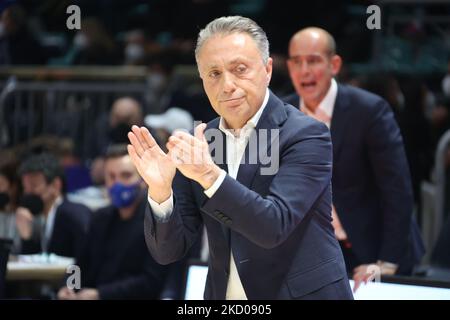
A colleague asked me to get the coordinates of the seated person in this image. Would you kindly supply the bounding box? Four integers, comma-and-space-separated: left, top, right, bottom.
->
16, 152, 91, 258
57, 145, 170, 300
0, 150, 20, 253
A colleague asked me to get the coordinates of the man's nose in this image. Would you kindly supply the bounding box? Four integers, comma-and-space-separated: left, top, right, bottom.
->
299, 60, 311, 76
222, 72, 237, 93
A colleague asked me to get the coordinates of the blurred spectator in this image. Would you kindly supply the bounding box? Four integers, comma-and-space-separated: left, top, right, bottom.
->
144, 107, 194, 150
16, 152, 91, 258
67, 156, 110, 211
123, 29, 146, 65
52, 17, 119, 66
89, 96, 160, 158
58, 144, 168, 300
0, 149, 20, 252
0, 4, 46, 65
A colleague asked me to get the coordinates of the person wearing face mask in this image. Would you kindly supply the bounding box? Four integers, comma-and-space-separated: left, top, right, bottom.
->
89, 96, 161, 160
284, 27, 425, 292
57, 144, 170, 300
16, 152, 91, 258
123, 29, 146, 65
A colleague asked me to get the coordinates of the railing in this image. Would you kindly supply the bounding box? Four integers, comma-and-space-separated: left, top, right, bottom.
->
0, 66, 164, 160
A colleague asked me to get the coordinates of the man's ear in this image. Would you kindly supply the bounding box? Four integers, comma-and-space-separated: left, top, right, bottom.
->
51, 177, 63, 195
330, 55, 342, 77
265, 57, 273, 85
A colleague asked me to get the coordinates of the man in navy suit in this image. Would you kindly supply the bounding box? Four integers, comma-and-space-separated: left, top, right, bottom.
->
284, 27, 425, 291
16, 152, 91, 259
128, 16, 353, 300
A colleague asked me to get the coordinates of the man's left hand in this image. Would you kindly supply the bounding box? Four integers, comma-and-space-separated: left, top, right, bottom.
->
352, 261, 397, 293
166, 123, 221, 189
76, 288, 99, 300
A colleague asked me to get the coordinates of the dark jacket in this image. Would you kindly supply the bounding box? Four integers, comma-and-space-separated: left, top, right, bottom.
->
144, 91, 353, 300
284, 84, 425, 273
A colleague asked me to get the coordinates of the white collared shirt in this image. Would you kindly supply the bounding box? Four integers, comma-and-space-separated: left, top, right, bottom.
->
149, 88, 270, 300
300, 78, 338, 128
42, 196, 63, 253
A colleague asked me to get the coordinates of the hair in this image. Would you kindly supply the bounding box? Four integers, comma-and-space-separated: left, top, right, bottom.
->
104, 144, 129, 161
0, 150, 18, 185
195, 16, 270, 65
18, 152, 64, 185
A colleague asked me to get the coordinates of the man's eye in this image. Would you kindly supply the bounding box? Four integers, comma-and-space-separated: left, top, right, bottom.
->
236, 65, 247, 74
209, 71, 220, 78
308, 56, 321, 64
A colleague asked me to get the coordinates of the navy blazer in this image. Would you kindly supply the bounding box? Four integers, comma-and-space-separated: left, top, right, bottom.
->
284, 84, 425, 273
21, 199, 91, 259
144, 92, 353, 300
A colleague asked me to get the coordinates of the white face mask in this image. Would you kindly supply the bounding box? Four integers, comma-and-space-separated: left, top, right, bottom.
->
125, 43, 144, 63
442, 74, 450, 97
73, 32, 89, 49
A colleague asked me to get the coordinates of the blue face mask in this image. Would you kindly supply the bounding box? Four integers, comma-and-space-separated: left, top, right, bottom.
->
108, 182, 141, 208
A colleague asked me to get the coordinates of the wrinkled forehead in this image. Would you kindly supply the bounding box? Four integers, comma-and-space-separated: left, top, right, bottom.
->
198, 33, 261, 67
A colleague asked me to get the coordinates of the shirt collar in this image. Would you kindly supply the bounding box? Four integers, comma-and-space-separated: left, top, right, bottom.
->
219, 88, 270, 136
300, 78, 338, 119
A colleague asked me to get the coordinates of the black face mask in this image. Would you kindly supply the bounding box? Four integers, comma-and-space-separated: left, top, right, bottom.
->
18, 194, 44, 216
109, 122, 131, 144
0, 192, 10, 211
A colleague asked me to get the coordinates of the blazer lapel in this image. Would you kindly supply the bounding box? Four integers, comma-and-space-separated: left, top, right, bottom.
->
330, 84, 350, 162
236, 91, 287, 187
205, 120, 230, 245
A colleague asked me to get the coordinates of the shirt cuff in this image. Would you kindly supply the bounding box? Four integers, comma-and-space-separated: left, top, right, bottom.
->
203, 169, 227, 198
148, 191, 174, 222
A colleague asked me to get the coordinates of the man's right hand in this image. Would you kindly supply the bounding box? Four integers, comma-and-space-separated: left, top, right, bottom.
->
128, 125, 176, 203
15, 207, 34, 240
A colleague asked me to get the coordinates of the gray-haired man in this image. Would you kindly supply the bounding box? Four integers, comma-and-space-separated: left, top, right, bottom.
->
128, 16, 353, 300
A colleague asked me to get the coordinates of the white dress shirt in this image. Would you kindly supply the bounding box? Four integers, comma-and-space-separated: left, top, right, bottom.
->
300, 78, 338, 128
42, 196, 63, 253
149, 88, 270, 300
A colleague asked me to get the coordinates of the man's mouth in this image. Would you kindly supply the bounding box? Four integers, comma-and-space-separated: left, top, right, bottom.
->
220, 97, 244, 103
301, 81, 317, 90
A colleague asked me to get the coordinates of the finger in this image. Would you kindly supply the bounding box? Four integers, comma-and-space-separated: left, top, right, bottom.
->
127, 145, 146, 177
128, 131, 145, 157
194, 123, 207, 142
139, 126, 158, 149
167, 145, 185, 165
173, 130, 196, 146
353, 279, 361, 293
168, 135, 194, 155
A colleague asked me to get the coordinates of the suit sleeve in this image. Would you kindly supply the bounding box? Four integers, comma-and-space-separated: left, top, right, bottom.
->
365, 100, 414, 264
201, 120, 333, 249
144, 170, 204, 265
